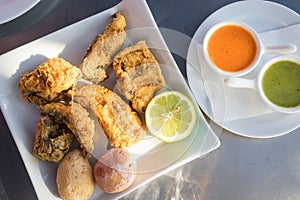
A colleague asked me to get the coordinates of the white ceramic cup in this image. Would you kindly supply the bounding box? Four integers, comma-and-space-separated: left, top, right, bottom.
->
224, 55, 300, 113
203, 21, 297, 77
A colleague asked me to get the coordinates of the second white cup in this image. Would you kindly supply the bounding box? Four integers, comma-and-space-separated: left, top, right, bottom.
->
224, 55, 300, 113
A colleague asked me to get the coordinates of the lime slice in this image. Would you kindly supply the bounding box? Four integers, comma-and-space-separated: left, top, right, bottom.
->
145, 90, 197, 142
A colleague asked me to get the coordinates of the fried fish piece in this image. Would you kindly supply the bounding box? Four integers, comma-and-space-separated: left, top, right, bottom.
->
113, 40, 165, 113
75, 85, 146, 148
40, 102, 95, 155
23, 89, 74, 106
33, 116, 73, 162
81, 12, 127, 83
18, 58, 82, 105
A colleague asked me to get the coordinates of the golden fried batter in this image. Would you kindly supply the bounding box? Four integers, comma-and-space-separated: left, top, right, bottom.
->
23, 89, 73, 106
33, 116, 73, 162
75, 85, 146, 148
113, 40, 165, 113
18, 58, 82, 105
39, 102, 95, 155
81, 12, 127, 83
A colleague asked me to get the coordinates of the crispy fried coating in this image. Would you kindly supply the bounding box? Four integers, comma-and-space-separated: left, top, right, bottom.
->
39, 102, 95, 155
33, 116, 73, 162
81, 12, 127, 83
24, 89, 74, 106
113, 40, 165, 113
18, 58, 82, 105
75, 85, 146, 148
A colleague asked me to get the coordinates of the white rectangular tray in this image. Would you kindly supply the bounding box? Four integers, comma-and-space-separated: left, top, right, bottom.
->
0, 0, 220, 199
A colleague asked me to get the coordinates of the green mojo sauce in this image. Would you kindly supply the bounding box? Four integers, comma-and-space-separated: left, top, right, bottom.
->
262, 60, 300, 108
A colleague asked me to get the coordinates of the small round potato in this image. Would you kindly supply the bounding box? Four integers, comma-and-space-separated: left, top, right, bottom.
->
56, 149, 94, 200
94, 148, 137, 193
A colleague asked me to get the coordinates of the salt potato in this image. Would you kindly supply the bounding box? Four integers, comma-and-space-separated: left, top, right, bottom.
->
56, 149, 94, 200
94, 148, 137, 193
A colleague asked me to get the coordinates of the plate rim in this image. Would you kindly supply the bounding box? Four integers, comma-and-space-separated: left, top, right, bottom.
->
0, 0, 41, 24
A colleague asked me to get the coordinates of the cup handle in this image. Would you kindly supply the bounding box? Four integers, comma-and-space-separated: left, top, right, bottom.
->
263, 44, 297, 55
223, 77, 257, 90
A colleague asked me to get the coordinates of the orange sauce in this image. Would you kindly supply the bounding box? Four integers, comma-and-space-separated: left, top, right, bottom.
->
207, 25, 258, 72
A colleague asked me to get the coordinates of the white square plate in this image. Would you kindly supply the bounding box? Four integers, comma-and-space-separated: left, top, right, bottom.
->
0, 0, 220, 199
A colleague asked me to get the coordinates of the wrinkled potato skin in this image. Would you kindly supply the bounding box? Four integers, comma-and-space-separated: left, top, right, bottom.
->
56, 149, 94, 200
94, 148, 137, 193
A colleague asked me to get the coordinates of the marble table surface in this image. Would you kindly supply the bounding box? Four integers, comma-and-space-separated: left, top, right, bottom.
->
0, 0, 300, 199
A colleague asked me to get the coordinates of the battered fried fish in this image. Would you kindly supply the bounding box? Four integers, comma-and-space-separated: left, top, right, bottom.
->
39, 102, 95, 155
81, 12, 127, 83
33, 116, 73, 162
18, 58, 82, 105
113, 40, 165, 113
75, 84, 146, 148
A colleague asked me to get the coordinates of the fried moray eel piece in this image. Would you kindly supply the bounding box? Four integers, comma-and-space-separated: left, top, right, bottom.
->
33, 116, 73, 162
74, 85, 147, 148
24, 88, 74, 105
113, 40, 165, 113
18, 58, 82, 105
39, 102, 95, 155
81, 12, 127, 83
